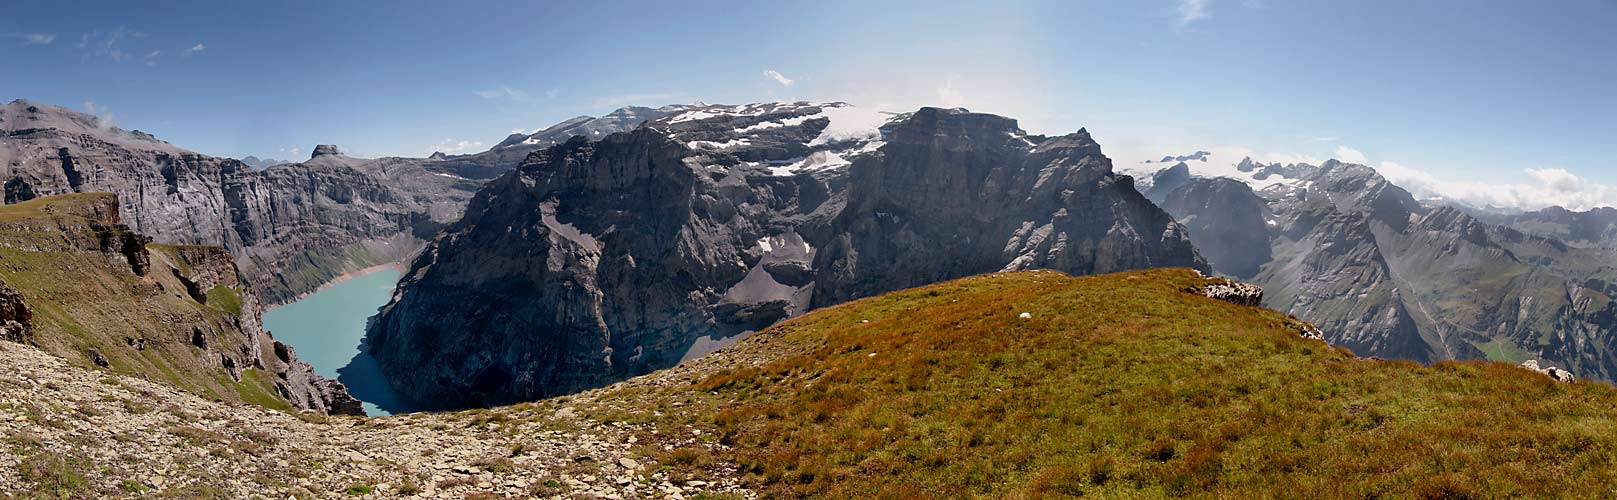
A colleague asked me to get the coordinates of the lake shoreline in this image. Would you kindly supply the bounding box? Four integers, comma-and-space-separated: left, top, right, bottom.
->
263, 262, 406, 314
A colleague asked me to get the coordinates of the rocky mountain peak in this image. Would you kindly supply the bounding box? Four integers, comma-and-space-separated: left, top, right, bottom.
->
310, 144, 342, 158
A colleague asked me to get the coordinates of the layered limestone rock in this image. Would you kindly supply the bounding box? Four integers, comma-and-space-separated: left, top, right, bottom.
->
366, 104, 1206, 408
0, 99, 475, 305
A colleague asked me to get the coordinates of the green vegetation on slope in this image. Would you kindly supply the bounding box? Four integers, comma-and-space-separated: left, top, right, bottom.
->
0, 193, 279, 411
588, 269, 1617, 498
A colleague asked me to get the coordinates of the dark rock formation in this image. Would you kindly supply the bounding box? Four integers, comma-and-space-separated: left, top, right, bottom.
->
365, 103, 1206, 409
0, 280, 33, 343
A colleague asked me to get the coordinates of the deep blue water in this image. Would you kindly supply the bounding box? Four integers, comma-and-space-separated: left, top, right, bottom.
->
262, 268, 421, 415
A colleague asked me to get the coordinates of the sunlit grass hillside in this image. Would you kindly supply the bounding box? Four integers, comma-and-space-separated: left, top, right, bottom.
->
572, 268, 1617, 498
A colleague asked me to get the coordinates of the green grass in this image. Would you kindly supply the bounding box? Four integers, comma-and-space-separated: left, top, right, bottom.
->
228, 369, 294, 412
204, 285, 243, 316
611, 268, 1617, 498
0, 193, 300, 413
15, 450, 91, 497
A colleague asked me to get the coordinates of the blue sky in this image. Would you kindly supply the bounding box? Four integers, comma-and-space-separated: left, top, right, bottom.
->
3, 0, 1615, 209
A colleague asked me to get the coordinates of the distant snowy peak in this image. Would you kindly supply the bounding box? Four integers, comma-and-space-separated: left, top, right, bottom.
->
1125, 150, 1316, 194
651, 102, 902, 177
493, 104, 696, 152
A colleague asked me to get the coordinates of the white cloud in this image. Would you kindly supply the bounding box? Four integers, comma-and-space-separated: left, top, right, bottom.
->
1526, 168, 1581, 193
474, 86, 530, 101
76, 28, 143, 62
183, 43, 205, 55
1334, 145, 1368, 164
7, 33, 57, 45
937, 81, 967, 108
142, 50, 161, 67
762, 69, 794, 86
427, 138, 484, 156
591, 92, 682, 109
82, 101, 116, 129
1375, 160, 1616, 211
1175, 0, 1209, 29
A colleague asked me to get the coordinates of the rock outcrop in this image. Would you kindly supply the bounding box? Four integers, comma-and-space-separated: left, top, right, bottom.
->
366, 103, 1205, 409
0, 193, 360, 414
0, 280, 30, 343
1521, 359, 1576, 383
1203, 280, 1264, 307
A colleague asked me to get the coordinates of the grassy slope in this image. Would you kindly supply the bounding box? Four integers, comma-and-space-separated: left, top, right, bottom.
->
576, 268, 1617, 498
0, 194, 281, 409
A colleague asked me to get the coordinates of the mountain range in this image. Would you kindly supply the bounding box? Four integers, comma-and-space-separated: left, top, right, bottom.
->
8, 95, 1617, 409
363, 102, 1204, 408
1141, 155, 1617, 380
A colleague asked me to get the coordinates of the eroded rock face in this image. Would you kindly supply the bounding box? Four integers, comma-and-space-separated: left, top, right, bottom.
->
366, 104, 1206, 409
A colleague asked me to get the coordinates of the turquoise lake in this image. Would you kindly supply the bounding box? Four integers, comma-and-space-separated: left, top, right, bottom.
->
262, 268, 420, 415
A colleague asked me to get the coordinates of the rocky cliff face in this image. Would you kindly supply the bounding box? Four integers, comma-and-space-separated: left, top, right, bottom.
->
0, 100, 477, 305
1146, 155, 1617, 379
0, 193, 360, 414
365, 103, 1205, 408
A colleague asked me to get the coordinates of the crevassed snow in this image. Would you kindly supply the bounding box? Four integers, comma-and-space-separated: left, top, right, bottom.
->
808, 104, 893, 147
734, 113, 821, 134
687, 138, 751, 150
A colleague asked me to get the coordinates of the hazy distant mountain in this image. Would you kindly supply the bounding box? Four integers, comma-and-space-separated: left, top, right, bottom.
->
238, 155, 292, 169
1149, 156, 1617, 380
364, 102, 1206, 409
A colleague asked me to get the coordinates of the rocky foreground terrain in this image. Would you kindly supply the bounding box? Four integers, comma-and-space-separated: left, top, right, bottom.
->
366, 103, 1205, 409
5, 268, 1610, 499
0, 340, 752, 499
